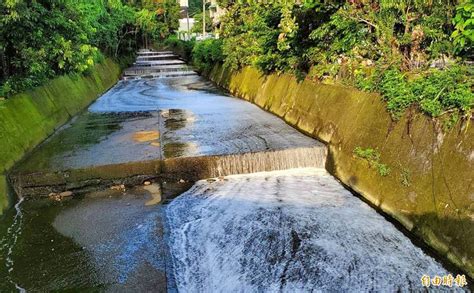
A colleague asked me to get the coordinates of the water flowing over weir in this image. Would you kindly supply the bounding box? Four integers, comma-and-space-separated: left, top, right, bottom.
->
167, 169, 452, 292
0, 50, 470, 291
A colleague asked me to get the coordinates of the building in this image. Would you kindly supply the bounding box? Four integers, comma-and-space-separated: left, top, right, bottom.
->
178, 18, 195, 40
207, 0, 225, 27
176, 0, 225, 39
206, 0, 224, 37
178, 0, 193, 40
178, 17, 195, 33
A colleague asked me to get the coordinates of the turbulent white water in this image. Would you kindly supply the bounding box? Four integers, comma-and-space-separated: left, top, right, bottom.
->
167, 168, 455, 292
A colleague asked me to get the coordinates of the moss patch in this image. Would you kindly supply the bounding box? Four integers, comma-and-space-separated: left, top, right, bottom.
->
0, 175, 9, 214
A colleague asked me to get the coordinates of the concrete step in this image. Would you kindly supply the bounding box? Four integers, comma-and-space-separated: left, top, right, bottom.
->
122, 72, 198, 80
124, 65, 193, 76
134, 60, 186, 66
136, 55, 178, 61
137, 50, 173, 56
11, 146, 326, 198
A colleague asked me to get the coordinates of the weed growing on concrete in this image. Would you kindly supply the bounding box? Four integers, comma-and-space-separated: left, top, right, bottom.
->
353, 147, 391, 177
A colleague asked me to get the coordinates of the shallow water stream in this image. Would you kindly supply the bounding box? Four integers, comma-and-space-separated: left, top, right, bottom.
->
0, 51, 470, 292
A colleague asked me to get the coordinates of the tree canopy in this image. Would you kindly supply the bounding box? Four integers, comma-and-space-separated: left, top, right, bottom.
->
202, 0, 473, 120
0, 0, 180, 97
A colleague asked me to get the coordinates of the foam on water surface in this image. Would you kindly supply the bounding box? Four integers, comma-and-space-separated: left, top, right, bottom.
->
167, 168, 461, 292
0, 197, 26, 292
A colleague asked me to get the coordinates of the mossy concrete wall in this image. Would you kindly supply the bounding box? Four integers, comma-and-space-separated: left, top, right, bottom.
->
0, 176, 8, 213
0, 59, 121, 214
208, 65, 474, 278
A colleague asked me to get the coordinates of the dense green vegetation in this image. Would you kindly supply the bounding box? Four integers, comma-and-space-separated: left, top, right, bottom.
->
185, 0, 473, 120
0, 0, 180, 97
3, 0, 473, 121
192, 12, 212, 34
164, 35, 196, 60
192, 38, 223, 71
187, 0, 204, 16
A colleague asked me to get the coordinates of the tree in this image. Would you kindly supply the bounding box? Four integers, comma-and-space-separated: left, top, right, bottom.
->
209, 0, 472, 117
192, 12, 212, 33
0, 0, 185, 96
136, 8, 159, 47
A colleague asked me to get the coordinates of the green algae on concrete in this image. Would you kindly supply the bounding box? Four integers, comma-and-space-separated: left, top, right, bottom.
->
208, 64, 474, 278
0, 59, 121, 215
0, 176, 9, 213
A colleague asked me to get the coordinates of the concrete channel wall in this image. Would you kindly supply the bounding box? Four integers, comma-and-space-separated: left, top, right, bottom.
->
207, 65, 474, 278
0, 59, 121, 214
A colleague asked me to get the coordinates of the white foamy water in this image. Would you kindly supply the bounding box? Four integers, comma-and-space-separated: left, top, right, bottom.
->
167, 168, 459, 292
0, 197, 26, 292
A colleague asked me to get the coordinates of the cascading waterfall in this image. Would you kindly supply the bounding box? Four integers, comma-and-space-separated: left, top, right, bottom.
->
124, 50, 197, 79
161, 146, 328, 184
198, 147, 327, 178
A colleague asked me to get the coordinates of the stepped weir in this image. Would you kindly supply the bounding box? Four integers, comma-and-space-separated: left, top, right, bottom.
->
123, 50, 197, 79
1, 50, 466, 292
10, 49, 327, 198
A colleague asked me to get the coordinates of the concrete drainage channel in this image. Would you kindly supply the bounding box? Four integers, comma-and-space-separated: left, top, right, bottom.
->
1, 50, 467, 291
10, 54, 326, 197
10, 50, 326, 198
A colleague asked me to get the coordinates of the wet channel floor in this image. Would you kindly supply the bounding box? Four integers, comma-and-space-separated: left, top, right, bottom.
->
0, 181, 192, 292
15, 76, 320, 174
0, 169, 468, 291
1, 51, 471, 292
17, 111, 162, 171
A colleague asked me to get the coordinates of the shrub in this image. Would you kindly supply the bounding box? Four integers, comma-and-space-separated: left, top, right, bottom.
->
192, 39, 224, 72
378, 69, 417, 119
452, 0, 474, 56
358, 66, 473, 119
214, 1, 473, 122
164, 35, 195, 60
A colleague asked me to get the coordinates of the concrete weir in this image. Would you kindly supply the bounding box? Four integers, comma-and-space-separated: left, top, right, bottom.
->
10, 50, 326, 198
2, 50, 468, 291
